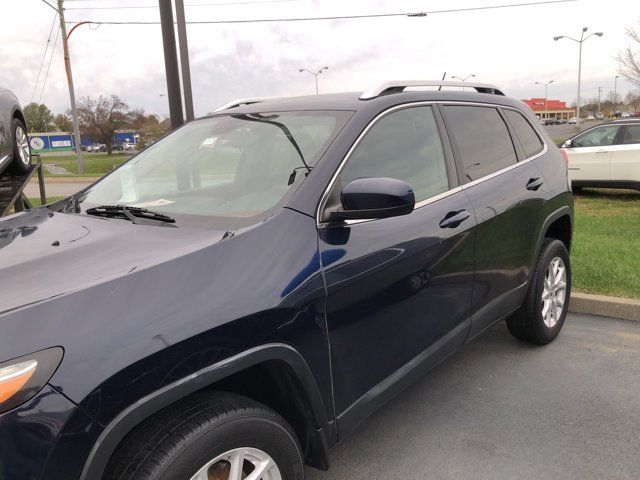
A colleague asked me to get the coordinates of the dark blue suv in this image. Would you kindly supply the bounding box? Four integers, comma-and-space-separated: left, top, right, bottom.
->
0, 81, 573, 480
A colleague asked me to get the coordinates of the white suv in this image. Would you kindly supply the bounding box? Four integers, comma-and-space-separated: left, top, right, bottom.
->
561, 119, 640, 191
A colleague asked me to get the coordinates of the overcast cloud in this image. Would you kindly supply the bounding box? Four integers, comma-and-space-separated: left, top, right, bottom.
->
1, 0, 638, 117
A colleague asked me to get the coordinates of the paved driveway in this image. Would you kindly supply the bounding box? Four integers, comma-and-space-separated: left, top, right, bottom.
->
307, 313, 640, 480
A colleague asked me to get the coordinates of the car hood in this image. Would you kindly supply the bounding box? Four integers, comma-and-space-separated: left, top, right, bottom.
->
0, 208, 224, 314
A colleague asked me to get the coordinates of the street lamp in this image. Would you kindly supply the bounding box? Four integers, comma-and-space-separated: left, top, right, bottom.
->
614, 74, 620, 112
554, 27, 603, 125
298, 66, 329, 94
535, 80, 554, 121
451, 74, 475, 81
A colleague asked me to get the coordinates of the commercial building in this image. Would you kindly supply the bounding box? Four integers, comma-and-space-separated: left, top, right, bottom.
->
521, 98, 576, 120
27, 130, 138, 153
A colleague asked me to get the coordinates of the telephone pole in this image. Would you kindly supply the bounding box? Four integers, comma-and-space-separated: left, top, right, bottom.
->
57, 0, 84, 174
597, 86, 603, 114
175, 0, 194, 121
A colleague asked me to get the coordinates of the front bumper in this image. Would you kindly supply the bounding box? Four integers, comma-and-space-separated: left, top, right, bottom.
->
0, 384, 101, 480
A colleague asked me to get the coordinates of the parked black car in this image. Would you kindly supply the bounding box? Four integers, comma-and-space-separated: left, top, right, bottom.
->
0, 81, 573, 480
0, 87, 30, 174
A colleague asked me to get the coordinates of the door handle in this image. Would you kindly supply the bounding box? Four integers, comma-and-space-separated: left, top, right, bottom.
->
526, 177, 544, 191
595, 149, 609, 153
439, 209, 470, 229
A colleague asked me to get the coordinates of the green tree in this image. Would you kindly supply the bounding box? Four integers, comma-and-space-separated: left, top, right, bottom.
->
23, 102, 55, 132
54, 113, 73, 132
76, 95, 132, 154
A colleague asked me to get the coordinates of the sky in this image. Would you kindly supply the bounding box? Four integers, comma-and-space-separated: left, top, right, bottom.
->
1, 0, 639, 118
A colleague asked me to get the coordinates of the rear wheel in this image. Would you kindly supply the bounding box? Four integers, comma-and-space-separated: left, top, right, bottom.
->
9, 118, 31, 173
507, 239, 571, 344
104, 391, 304, 480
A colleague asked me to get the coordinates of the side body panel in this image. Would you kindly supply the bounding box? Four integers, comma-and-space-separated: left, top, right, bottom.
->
610, 125, 640, 182
0, 89, 11, 164
566, 145, 611, 181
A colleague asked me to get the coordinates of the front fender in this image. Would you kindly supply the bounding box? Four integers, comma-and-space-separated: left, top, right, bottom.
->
79, 342, 330, 480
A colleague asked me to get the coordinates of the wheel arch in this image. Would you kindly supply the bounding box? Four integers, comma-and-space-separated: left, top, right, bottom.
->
12, 107, 26, 127
80, 343, 331, 480
530, 205, 573, 278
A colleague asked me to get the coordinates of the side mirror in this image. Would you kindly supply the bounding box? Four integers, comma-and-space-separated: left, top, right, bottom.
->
562, 139, 573, 148
329, 177, 415, 222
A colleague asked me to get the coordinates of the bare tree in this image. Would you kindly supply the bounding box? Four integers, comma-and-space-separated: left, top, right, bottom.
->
606, 90, 621, 105
618, 25, 640, 88
75, 95, 131, 154
626, 91, 640, 113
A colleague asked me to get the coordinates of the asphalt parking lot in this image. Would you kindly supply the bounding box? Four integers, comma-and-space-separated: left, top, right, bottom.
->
307, 313, 640, 480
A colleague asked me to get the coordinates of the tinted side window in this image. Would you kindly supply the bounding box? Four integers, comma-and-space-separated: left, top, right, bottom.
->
442, 106, 517, 182
621, 124, 640, 144
572, 125, 620, 147
504, 109, 544, 157
340, 106, 449, 202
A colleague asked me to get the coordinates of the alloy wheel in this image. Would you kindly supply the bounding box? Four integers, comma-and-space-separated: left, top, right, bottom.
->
541, 256, 567, 328
16, 126, 30, 166
189, 447, 282, 480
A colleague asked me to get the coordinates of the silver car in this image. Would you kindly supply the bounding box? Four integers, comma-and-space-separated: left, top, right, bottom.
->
0, 87, 30, 174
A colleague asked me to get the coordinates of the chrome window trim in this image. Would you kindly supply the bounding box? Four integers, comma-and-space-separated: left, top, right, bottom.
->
316, 100, 549, 228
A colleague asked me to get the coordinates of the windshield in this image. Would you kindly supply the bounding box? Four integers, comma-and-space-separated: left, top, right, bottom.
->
78, 110, 352, 229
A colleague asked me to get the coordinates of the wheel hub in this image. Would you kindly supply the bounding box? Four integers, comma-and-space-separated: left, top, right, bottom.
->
190, 447, 282, 480
16, 126, 30, 166
541, 256, 567, 328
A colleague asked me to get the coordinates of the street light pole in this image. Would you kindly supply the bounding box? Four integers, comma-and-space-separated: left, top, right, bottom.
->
57, 0, 84, 174
614, 74, 620, 112
298, 67, 329, 94
175, 0, 194, 122
554, 27, 603, 125
597, 86, 603, 114
535, 80, 554, 120
158, 0, 184, 129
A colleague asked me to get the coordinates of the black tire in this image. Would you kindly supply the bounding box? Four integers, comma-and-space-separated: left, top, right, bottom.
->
506, 238, 571, 345
104, 391, 304, 480
8, 118, 31, 174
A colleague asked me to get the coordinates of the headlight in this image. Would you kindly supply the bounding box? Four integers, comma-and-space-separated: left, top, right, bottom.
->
0, 347, 63, 414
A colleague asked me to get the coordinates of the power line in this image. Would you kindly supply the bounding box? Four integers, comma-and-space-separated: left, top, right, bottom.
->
31, 12, 58, 103
68, 0, 577, 25
65, 0, 300, 9
40, 0, 59, 12
38, 25, 61, 104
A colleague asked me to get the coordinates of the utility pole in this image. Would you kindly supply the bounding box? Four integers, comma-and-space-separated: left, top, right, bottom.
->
57, 0, 84, 174
175, 0, 194, 121
158, 0, 184, 129
597, 86, 603, 114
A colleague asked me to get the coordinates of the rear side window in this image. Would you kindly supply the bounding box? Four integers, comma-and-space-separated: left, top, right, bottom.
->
442, 106, 517, 182
621, 124, 640, 144
504, 109, 544, 157
340, 106, 449, 202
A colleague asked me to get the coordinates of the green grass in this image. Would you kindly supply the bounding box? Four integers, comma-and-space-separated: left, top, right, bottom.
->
39, 153, 131, 177
571, 188, 640, 299
28, 196, 64, 207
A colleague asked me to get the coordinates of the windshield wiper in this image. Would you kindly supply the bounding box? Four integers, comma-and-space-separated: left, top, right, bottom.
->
85, 205, 176, 226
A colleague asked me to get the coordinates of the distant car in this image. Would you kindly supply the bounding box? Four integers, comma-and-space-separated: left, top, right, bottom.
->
0, 87, 30, 174
561, 118, 640, 191
596, 113, 604, 120
621, 112, 631, 118
87, 144, 107, 153
568, 117, 579, 124
586, 114, 595, 121
123, 142, 136, 151
558, 118, 568, 125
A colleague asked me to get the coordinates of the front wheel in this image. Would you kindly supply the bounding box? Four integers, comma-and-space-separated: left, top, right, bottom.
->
507, 239, 571, 344
104, 391, 304, 480
9, 118, 31, 174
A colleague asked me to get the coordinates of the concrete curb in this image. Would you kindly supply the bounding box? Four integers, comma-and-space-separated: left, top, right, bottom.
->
569, 292, 640, 322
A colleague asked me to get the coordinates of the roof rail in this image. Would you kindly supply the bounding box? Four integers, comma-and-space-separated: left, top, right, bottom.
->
214, 97, 271, 112
360, 80, 505, 100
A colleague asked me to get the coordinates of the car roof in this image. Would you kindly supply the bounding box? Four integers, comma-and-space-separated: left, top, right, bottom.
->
205, 80, 526, 117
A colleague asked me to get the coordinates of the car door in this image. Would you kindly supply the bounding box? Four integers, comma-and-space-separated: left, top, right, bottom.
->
317, 105, 476, 436
441, 104, 546, 338
610, 123, 640, 184
0, 91, 9, 164
563, 124, 622, 181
